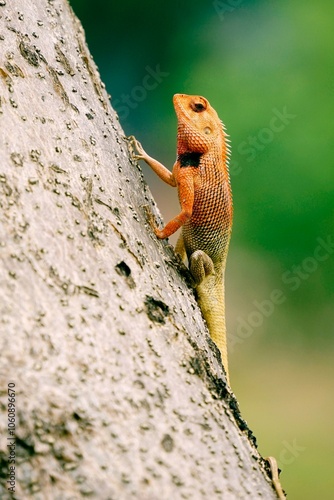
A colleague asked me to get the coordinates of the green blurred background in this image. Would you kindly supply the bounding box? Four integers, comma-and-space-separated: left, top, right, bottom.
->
70, 0, 334, 497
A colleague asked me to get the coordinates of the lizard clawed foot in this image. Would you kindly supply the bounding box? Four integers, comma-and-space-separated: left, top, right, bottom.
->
127, 135, 149, 161
142, 205, 163, 238
189, 250, 215, 286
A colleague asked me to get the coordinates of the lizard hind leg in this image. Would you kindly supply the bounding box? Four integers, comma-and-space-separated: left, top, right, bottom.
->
189, 250, 215, 285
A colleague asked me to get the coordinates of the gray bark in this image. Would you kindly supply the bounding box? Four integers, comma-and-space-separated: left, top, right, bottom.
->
0, 1, 279, 498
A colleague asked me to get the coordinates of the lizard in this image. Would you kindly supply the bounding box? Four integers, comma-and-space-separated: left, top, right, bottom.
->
129, 94, 286, 499
129, 93, 233, 384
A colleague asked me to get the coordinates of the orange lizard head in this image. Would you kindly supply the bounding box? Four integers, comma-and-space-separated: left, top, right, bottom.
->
173, 94, 228, 156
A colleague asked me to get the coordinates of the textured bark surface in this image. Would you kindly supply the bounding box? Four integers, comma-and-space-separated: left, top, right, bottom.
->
0, 1, 279, 499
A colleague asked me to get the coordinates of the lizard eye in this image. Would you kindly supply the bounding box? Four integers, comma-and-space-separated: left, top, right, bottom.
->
191, 101, 206, 112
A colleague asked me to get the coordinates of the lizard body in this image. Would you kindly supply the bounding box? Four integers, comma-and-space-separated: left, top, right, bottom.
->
130, 101, 286, 496
130, 94, 232, 383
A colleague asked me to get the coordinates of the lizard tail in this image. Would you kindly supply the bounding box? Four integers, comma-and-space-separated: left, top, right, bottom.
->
196, 274, 229, 384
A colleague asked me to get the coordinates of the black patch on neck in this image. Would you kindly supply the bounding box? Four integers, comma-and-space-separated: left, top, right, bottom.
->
178, 152, 202, 168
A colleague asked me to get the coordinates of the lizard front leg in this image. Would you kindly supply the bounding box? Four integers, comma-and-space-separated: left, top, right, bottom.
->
129, 136, 195, 239
128, 136, 176, 187
154, 168, 195, 239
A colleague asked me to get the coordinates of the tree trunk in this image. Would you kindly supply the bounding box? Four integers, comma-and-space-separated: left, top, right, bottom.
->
0, 1, 280, 498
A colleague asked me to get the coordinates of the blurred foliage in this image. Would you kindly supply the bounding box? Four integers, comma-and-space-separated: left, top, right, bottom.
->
69, 0, 334, 498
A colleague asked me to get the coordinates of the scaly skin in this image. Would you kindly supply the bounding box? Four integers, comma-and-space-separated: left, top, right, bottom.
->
129, 94, 233, 383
